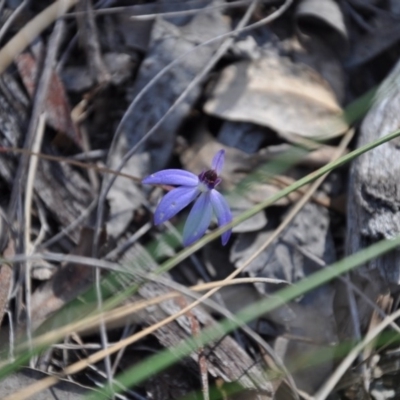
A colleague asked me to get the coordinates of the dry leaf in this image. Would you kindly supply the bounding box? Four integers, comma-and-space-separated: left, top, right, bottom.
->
204, 55, 348, 141
15, 52, 82, 147
295, 0, 348, 55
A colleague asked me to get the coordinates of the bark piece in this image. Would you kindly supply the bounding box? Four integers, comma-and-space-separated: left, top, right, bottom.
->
138, 281, 273, 397
15, 52, 82, 147
119, 244, 274, 397
336, 60, 400, 341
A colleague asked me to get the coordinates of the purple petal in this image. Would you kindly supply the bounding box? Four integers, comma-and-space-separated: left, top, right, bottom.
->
142, 169, 198, 186
210, 190, 232, 245
183, 192, 213, 246
211, 150, 225, 175
154, 186, 200, 225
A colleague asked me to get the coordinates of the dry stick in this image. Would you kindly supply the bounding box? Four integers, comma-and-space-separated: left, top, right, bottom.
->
8, 16, 66, 219
5, 249, 293, 351
6, 249, 289, 289
10, 18, 65, 361
39, 200, 97, 249
94, 252, 114, 393
23, 112, 46, 366
7, 251, 145, 274
46, 277, 289, 350
315, 308, 400, 400
0, 0, 78, 75
0, 147, 139, 182
110, 324, 135, 376
33, 199, 50, 247
104, 222, 152, 261
5, 253, 289, 333
66, 0, 258, 18
78, 1, 115, 381
0, 0, 31, 43
75, 3, 112, 387
80, 126, 100, 191
5, 277, 290, 400
76, 0, 109, 85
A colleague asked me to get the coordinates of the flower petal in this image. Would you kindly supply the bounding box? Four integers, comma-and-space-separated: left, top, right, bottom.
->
142, 169, 199, 186
211, 150, 225, 175
183, 192, 213, 246
210, 190, 232, 245
154, 186, 200, 225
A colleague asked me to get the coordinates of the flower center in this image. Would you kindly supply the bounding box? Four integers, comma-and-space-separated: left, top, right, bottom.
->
199, 169, 219, 190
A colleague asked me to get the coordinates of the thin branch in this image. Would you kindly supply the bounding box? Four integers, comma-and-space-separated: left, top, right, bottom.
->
0, 0, 31, 44
24, 112, 46, 365
0, 0, 78, 75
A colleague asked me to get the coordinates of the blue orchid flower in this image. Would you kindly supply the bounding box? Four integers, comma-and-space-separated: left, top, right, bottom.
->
142, 150, 232, 246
